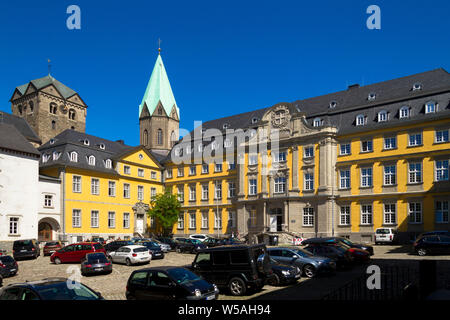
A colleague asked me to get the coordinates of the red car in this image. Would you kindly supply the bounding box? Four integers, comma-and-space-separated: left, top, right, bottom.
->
50, 242, 106, 264
43, 241, 63, 256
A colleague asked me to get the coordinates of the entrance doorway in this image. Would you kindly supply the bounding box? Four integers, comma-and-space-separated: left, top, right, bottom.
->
269, 208, 283, 232
38, 222, 52, 241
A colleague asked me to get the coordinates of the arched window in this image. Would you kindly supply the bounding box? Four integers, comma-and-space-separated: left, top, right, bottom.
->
158, 107, 163, 115
105, 159, 112, 169
425, 101, 436, 114
88, 155, 95, 166
143, 130, 148, 146
18, 105, 23, 115
356, 114, 365, 126
378, 110, 388, 122
313, 118, 323, 127
157, 129, 163, 145
400, 106, 410, 119
70, 151, 78, 162
171, 131, 176, 147
68, 109, 76, 120
51, 120, 56, 130
29, 101, 34, 113
49, 103, 57, 114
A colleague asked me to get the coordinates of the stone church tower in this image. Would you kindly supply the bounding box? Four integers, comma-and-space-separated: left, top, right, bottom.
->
10, 75, 87, 145
139, 52, 180, 156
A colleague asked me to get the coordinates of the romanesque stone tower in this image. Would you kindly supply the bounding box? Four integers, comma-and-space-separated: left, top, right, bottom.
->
139, 52, 180, 157
10, 75, 87, 145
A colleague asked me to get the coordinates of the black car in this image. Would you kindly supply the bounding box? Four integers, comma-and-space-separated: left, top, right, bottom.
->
203, 237, 222, 248
268, 258, 301, 286
304, 237, 374, 256
175, 238, 206, 253
218, 238, 245, 246
103, 240, 134, 253
303, 244, 353, 269
81, 252, 112, 276
13, 239, 40, 260
126, 267, 219, 300
413, 234, 450, 256
137, 241, 165, 259
156, 237, 178, 250
0, 256, 18, 279
0, 278, 104, 300
190, 244, 272, 296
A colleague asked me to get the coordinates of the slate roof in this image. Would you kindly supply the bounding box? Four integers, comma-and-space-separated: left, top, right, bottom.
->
13, 75, 77, 100
0, 123, 40, 156
0, 111, 41, 144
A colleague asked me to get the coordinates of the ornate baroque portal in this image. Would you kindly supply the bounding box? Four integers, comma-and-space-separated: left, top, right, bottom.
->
132, 201, 149, 237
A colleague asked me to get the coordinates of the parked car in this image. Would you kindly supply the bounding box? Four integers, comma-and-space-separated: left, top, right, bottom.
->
218, 238, 245, 246
80, 252, 112, 276
12, 239, 40, 260
375, 228, 398, 244
0, 256, 18, 279
150, 239, 171, 252
267, 247, 336, 278
189, 234, 209, 242
304, 237, 374, 255
104, 240, 134, 253
126, 266, 219, 300
203, 237, 222, 248
90, 237, 106, 245
50, 242, 106, 264
417, 231, 450, 238
108, 245, 151, 266
156, 237, 178, 250
267, 258, 301, 286
190, 244, 272, 296
303, 244, 353, 269
302, 238, 371, 262
0, 278, 103, 300
175, 238, 207, 253
413, 234, 450, 256
43, 241, 63, 256
137, 241, 165, 259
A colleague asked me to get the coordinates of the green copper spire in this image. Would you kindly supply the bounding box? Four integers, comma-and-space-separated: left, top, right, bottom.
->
139, 54, 179, 119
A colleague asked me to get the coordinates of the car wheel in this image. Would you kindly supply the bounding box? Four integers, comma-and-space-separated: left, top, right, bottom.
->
228, 277, 246, 296
417, 248, 427, 256
126, 258, 132, 266
54, 257, 62, 265
176, 248, 181, 253
303, 264, 316, 278
269, 274, 280, 286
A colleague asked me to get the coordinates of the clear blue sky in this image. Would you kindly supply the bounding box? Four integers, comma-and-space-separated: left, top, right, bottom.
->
1, 0, 449, 146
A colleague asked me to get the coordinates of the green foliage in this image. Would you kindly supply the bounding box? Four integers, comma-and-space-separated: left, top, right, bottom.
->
147, 188, 181, 235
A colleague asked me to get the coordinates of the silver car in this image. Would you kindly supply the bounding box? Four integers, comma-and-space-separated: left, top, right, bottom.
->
151, 239, 171, 252
109, 245, 152, 266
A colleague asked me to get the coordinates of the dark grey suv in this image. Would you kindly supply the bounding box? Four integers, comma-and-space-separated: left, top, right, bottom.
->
267, 247, 336, 278
13, 239, 40, 260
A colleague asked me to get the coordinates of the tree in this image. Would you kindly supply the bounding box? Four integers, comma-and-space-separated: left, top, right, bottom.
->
147, 188, 181, 236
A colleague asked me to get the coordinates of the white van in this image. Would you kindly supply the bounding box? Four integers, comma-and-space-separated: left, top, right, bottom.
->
374, 228, 397, 244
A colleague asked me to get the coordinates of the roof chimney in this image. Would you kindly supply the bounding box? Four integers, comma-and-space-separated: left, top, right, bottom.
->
116, 139, 125, 145
348, 83, 360, 90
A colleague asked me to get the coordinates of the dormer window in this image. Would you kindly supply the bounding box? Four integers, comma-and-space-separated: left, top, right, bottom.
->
49, 139, 55, 145
252, 117, 259, 124
174, 147, 183, 157
70, 151, 78, 162
186, 146, 192, 154
368, 93, 376, 101
425, 101, 436, 114
224, 139, 232, 148
412, 83, 422, 91
99, 143, 105, 150
313, 118, 323, 127
198, 144, 203, 152
223, 123, 229, 130
378, 110, 388, 122
400, 106, 410, 119
83, 139, 90, 146
52, 151, 61, 161
356, 114, 366, 126
42, 154, 50, 163
88, 155, 95, 166
105, 159, 112, 169
211, 141, 218, 150
329, 101, 337, 109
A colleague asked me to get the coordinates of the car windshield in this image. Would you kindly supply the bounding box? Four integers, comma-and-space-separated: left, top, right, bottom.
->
294, 248, 314, 257
0, 256, 14, 263
14, 240, 33, 247
167, 268, 201, 285
376, 229, 390, 234
93, 244, 103, 250
87, 253, 108, 263
133, 247, 149, 253
340, 239, 353, 246
36, 282, 100, 300
45, 242, 60, 246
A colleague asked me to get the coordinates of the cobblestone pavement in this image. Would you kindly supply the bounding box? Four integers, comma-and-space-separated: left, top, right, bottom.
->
2, 245, 449, 300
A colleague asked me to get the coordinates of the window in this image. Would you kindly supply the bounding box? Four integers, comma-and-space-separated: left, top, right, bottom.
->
166, 169, 173, 179
400, 106, 410, 119
249, 179, 257, 195
361, 140, 373, 152
91, 211, 99, 228
151, 188, 156, 198
138, 169, 144, 177
435, 160, 449, 181
91, 178, 100, 195
274, 177, 286, 194
72, 209, 81, 228
49, 103, 57, 114
228, 181, 236, 198
202, 184, 209, 200
70, 152, 78, 162
123, 213, 130, 228
368, 93, 376, 101
378, 111, 388, 122
214, 182, 222, 200
42, 154, 50, 163
108, 181, 116, 197
151, 171, 157, 179
44, 195, 53, 207
304, 146, 314, 158
201, 211, 209, 229
384, 204, 396, 225
303, 207, 314, 226
361, 204, 373, 225
228, 162, 236, 170
273, 151, 287, 163
340, 143, 351, 156
435, 201, 449, 224
52, 151, 61, 161
408, 162, 422, 184
228, 211, 236, 228
177, 213, 184, 229
108, 212, 115, 228
123, 183, 130, 199
9, 217, 19, 235
249, 210, 257, 227
409, 202, 422, 224
412, 83, 422, 91
105, 159, 112, 169
340, 206, 350, 226
384, 165, 396, 186
138, 186, 144, 201
436, 130, 449, 143
274, 110, 286, 125
249, 154, 258, 165
409, 133, 422, 147
215, 163, 222, 172
313, 118, 323, 127
202, 164, 209, 174
252, 117, 258, 124
356, 114, 365, 126
189, 185, 196, 201
224, 139, 232, 148
177, 186, 184, 203
304, 173, 314, 191
124, 165, 131, 175
425, 101, 436, 114
72, 176, 81, 193
157, 129, 163, 145
361, 167, 372, 187
83, 139, 90, 146
384, 137, 396, 150
329, 101, 337, 109
340, 169, 350, 189
189, 166, 196, 175
189, 212, 196, 229
68, 109, 76, 120
88, 156, 95, 166
214, 211, 222, 229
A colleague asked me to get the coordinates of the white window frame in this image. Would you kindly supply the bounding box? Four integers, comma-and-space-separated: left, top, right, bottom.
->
214, 182, 222, 200
228, 181, 236, 198
189, 166, 196, 175
70, 151, 78, 162
138, 168, 144, 177
108, 181, 116, 197
384, 136, 397, 150
340, 143, 351, 156
339, 169, 350, 189
378, 111, 388, 122
189, 212, 196, 229
202, 164, 209, 174
123, 183, 130, 199
304, 146, 314, 158
408, 132, 422, 146
72, 209, 81, 228
435, 160, 449, 181
137, 185, 144, 201
151, 171, 157, 179
409, 202, 422, 224
303, 207, 314, 226
304, 173, 314, 191
91, 178, 100, 195
249, 179, 257, 195
202, 184, 209, 200
72, 175, 82, 193
108, 211, 116, 228
124, 165, 131, 175
361, 139, 373, 153
91, 210, 99, 228
383, 203, 396, 225
105, 159, 112, 169
166, 169, 173, 178
9, 217, 19, 235
384, 165, 396, 186
435, 129, 449, 143
88, 155, 95, 166
400, 106, 410, 119
249, 154, 258, 166
214, 211, 222, 229
228, 211, 236, 228
177, 167, 184, 177
356, 114, 365, 126
177, 213, 184, 229
408, 162, 422, 184
435, 201, 449, 224
340, 206, 350, 226
274, 176, 286, 194
44, 194, 53, 208
189, 185, 196, 201
151, 187, 156, 198
201, 211, 209, 229
123, 212, 130, 229
425, 101, 436, 114
215, 163, 222, 172
361, 167, 373, 187
361, 204, 373, 225
177, 186, 184, 203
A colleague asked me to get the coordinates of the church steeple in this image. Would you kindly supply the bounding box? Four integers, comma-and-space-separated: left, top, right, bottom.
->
139, 52, 180, 155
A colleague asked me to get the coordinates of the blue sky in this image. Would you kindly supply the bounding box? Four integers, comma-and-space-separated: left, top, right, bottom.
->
0, 0, 449, 146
